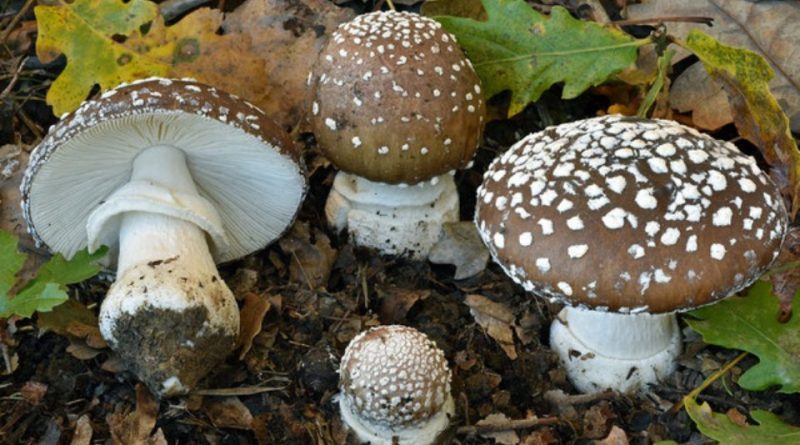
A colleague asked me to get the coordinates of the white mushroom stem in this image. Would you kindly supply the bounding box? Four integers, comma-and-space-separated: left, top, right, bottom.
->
549, 306, 681, 394
325, 171, 459, 259
93, 145, 239, 395
338, 393, 455, 445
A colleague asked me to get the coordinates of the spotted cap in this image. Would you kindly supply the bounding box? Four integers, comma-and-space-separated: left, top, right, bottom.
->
475, 115, 788, 313
339, 325, 452, 429
21, 78, 306, 263
310, 10, 485, 184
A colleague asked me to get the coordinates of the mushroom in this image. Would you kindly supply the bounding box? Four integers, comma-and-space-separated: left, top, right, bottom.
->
475, 115, 788, 393
310, 10, 485, 258
338, 325, 454, 445
21, 78, 306, 396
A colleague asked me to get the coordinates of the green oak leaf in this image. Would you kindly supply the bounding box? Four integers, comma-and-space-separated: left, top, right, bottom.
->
0, 229, 107, 318
685, 396, 800, 445
685, 280, 800, 393
432, 0, 646, 116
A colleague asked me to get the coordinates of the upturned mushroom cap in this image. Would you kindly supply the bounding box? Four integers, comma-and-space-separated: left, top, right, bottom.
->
339, 325, 452, 440
21, 77, 306, 263
476, 115, 788, 313
310, 10, 485, 184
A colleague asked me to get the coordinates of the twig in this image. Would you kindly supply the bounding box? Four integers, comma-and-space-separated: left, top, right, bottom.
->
0, 0, 35, 45
456, 416, 560, 435
544, 388, 616, 406
612, 16, 714, 27
192, 385, 287, 396
0, 56, 26, 101
385, 0, 395, 11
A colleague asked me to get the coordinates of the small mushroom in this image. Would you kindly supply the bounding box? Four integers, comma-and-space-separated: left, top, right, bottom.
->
475, 115, 788, 393
21, 78, 306, 396
310, 10, 485, 258
338, 325, 454, 445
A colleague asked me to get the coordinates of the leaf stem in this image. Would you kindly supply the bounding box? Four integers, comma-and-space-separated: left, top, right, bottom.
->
671, 351, 748, 414
385, 0, 395, 12
473, 38, 652, 67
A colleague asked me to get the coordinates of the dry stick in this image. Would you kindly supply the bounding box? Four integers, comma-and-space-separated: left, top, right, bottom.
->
457, 416, 560, 435
385, 0, 396, 12
611, 16, 714, 27
669, 351, 748, 414
544, 388, 616, 407
0, 0, 34, 45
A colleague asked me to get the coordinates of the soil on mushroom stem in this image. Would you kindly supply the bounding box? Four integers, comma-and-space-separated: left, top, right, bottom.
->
2, 76, 800, 444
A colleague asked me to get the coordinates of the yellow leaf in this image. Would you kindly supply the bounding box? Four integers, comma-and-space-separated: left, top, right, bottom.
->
35, 0, 266, 116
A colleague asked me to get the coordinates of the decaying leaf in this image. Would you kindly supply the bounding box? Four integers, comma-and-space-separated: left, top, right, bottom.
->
684, 396, 800, 445
682, 30, 800, 216
770, 226, 800, 317
378, 287, 430, 324
237, 292, 272, 359
38, 299, 108, 360
279, 222, 338, 289
35, 0, 267, 116
627, 0, 800, 132
595, 425, 629, 445
222, 0, 355, 130
203, 396, 254, 430
428, 221, 489, 280
433, 0, 644, 116
107, 384, 167, 445
420, 0, 486, 20
686, 280, 800, 393
71, 415, 93, 445
0, 146, 34, 248
465, 294, 517, 359
20, 381, 48, 405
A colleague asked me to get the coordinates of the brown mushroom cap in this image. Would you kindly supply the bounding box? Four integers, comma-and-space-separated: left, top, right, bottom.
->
21, 78, 306, 263
339, 325, 451, 428
310, 11, 485, 184
476, 116, 788, 313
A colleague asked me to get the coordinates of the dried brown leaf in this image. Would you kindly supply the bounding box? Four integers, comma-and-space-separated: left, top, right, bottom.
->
66, 340, 104, 360
627, 0, 800, 132
107, 384, 166, 445
428, 221, 489, 280
20, 381, 47, 405
222, 0, 355, 130
70, 415, 93, 445
203, 396, 254, 430
465, 294, 517, 360
378, 287, 430, 324
594, 425, 629, 445
279, 222, 338, 289
237, 292, 271, 359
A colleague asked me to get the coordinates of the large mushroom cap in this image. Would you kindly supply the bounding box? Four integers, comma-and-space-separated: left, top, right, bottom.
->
21, 78, 306, 262
476, 115, 788, 313
310, 10, 485, 184
339, 325, 452, 430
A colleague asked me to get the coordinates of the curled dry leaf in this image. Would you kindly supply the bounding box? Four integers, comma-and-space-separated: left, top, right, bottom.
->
428, 221, 490, 280
107, 384, 167, 445
594, 425, 629, 445
465, 294, 518, 360
70, 415, 93, 445
279, 222, 338, 290
20, 381, 48, 405
0, 146, 36, 250
626, 0, 800, 132
203, 396, 254, 430
222, 0, 355, 130
378, 287, 430, 324
237, 292, 272, 359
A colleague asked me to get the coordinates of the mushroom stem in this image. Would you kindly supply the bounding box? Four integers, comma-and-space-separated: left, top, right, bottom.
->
549, 306, 681, 394
96, 145, 239, 396
325, 171, 458, 259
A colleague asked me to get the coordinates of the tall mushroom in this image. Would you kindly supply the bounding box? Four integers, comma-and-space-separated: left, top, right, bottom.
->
338, 325, 454, 445
310, 10, 485, 258
21, 78, 307, 396
475, 115, 788, 393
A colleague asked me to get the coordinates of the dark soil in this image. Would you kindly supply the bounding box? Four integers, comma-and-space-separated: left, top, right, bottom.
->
1, 1, 799, 444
